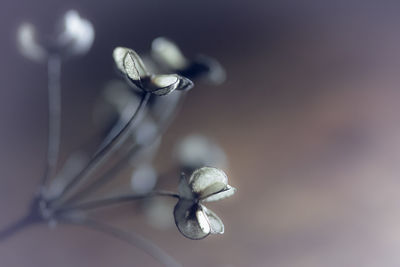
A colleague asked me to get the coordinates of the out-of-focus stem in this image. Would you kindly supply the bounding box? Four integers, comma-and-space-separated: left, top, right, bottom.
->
62, 216, 181, 267
51, 92, 151, 206
58, 191, 179, 212
0, 211, 41, 243
63, 91, 187, 205
41, 55, 62, 187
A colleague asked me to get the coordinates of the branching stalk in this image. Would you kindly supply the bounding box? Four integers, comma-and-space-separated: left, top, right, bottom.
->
59, 191, 179, 212
52, 92, 151, 206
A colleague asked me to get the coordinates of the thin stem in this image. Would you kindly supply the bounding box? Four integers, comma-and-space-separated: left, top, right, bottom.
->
61, 216, 181, 267
58, 191, 179, 212
52, 92, 151, 205
64, 145, 142, 204
0, 212, 41, 242
63, 91, 187, 205
41, 55, 62, 187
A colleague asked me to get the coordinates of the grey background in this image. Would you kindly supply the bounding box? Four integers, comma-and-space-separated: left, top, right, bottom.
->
1, 0, 400, 266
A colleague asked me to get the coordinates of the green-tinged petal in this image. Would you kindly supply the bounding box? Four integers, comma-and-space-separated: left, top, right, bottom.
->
203, 207, 224, 234
202, 185, 236, 202
189, 167, 228, 198
113, 47, 149, 81
149, 74, 179, 95
113, 47, 130, 74
173, 200, 210, 240
123, 51, 149, 81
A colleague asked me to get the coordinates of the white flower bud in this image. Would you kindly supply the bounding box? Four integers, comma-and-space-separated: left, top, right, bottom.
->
57, 10, 94, 56
17, 23, 47, 62
17, 10, 94, 61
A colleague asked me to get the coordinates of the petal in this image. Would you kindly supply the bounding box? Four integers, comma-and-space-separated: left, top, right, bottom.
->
149, 74, 179, 95
113, 47, 149, 80
124, 51, 149, 81
176, 76, 194, 91
202, 185, 237, 202
189, 167, 228, 198
113, 47, 130, 74
173, 200, 210, 240
203, 207, 224, 234
146, 74, 193, 96
196, 206, 211, 234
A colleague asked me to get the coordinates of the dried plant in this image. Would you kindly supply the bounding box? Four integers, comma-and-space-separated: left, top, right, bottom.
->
3, 9, 236, 266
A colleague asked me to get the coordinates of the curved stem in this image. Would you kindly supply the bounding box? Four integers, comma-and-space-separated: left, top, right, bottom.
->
63, 91, 187, 205
58, 191, 179, 212
62, 216, 181, 267
52, 92, 151, 206
63, 145, 142, 204
0, 213, 41, 242
41, 55, 62, 187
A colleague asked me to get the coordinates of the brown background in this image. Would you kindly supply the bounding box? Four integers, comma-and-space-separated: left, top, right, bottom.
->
1, 1, 400, 266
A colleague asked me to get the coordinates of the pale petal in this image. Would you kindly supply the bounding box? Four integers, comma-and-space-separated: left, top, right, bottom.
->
113, 47, 149, 80
152, 74, 179, 87
148, 74, 179, 96
203, 207, 224, 234
113, 47, 130, 74
124, 51, 149, 81
196, 206, 211, 234
202, 185, 236, 202
189, 167, 228, 198
147, 75, 193, 96
173, 200, 210, 240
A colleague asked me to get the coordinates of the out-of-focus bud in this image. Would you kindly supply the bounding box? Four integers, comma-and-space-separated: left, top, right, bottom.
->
130, 163, 157, 194
57, 10, 95, 56
17, 9, 94, 61
151, 37, 226, 85
174, 134, 228, 172
17, 23, 47, 62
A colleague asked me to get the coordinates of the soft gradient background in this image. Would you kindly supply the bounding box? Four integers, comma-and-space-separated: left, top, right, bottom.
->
1, 1, 400, 266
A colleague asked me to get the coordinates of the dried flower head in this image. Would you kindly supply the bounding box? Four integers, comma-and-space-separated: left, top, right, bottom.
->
174, 167, 236, 239
113, 47, 193, 96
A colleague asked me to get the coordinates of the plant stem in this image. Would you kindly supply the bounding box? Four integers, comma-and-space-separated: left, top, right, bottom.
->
63, 91, 187, 205
41, 55, 62, 187
62, 216, 181, 267
0, 212, 41, 242
58, 191, 179, 212
52, 92, 151, 205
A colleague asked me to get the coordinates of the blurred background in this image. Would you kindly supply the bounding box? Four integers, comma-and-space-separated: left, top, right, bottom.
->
1, 0, 400, 266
